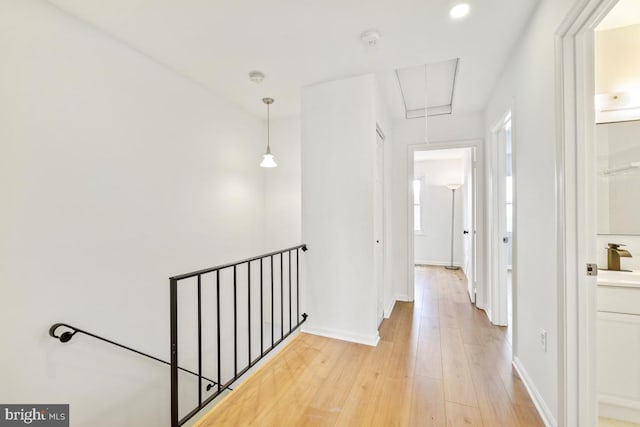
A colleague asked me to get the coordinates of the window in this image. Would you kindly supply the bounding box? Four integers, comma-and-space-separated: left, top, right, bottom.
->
413, 179, 422, 232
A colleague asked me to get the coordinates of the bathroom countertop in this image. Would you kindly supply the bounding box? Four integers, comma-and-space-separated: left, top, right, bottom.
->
597, 270, 640, 287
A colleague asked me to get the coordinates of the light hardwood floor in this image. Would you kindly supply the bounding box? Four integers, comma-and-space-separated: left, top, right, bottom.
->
195, 266, 543, 426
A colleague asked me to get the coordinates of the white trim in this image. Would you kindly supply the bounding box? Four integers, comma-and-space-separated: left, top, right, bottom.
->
384, 298, 396, 318
415, 260, 462, 267
513, 357, 557, 427
395, 294, 412, 302
556, 1, 620, 426
599, 395, 640, 424
301, 326, 380, 347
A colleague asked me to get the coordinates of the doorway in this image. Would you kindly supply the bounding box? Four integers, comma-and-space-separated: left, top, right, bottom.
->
558, 0, 640, 425
375, 127, 385, 327
411, 146, 477, 303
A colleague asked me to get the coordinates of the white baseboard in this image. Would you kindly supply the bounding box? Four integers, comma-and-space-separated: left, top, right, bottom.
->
395, 294, 412, 302
384, 299, 396, 318
599, 394, 640, 424
513, 357, 557, 427
301, 325, 380, 347
415, 260, 462, 267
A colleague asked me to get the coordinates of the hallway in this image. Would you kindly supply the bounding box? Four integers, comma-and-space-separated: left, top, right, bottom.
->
195, 266, 543, 426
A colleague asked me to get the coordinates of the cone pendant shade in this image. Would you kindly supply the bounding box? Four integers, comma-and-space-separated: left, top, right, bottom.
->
260, 97, 277, 168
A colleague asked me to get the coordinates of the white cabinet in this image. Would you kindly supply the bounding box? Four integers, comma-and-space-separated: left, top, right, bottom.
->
597, 283, 640, 424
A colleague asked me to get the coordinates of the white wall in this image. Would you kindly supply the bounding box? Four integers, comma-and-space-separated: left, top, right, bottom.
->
301, 74, 379, 345
375, 85, 396, 318
0, 1, 276, 425
413, 158, 465, 267
263, 117, 302, 249
390, 113, 485, 302
483, 0, 574, 423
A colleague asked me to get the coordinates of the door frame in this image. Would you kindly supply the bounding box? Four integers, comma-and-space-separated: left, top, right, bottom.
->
375, 127, 385, 326
407, 139, 482, 303
487, 110, 516, 328
556, 1, 618, 425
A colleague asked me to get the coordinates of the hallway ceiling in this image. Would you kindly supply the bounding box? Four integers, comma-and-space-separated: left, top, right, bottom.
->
47, 0, 539, 119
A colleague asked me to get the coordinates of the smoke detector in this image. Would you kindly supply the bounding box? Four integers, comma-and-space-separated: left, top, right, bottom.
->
360, 30, 381, 46
248, 71, 265, 84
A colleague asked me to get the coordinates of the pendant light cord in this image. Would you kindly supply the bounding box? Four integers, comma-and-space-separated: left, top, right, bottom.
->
267, 102, 270, 151
424, 64, 429, 143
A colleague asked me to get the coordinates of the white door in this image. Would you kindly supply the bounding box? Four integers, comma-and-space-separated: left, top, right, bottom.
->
491, 114, 512, 327
374, 132, 385, 326
463, 148, 477, 303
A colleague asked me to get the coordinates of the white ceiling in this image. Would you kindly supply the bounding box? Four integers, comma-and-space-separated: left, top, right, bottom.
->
597, 0, 640, 31
47, 0, 539, 119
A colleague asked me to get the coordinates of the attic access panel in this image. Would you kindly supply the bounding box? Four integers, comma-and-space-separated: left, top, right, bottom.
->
396, 58, 459, 119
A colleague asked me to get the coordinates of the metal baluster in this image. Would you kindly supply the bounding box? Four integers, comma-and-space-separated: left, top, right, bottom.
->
271, 255, 274, 348
247, 261, 251, 366
280, 253, 284, 341
197, 274, 202, 406
170, 279, 178, 427
260, 258, 264, 355
233, 265, 237, 378
289, 251, 292, 334
216, 271, 221, 393
296, 248, 300, 324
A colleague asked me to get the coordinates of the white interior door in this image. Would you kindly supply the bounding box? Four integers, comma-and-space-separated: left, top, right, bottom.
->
463, 148, 477, 303
375, 132, 385, 326
491, 114, 511, 327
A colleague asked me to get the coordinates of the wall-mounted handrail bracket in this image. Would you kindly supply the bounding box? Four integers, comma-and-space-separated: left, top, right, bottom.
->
49, 323, 78, 343
48, 322, 222, 392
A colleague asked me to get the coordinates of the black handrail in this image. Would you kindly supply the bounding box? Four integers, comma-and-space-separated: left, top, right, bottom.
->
48, 323, 226, 392
170, 244, 309, 426
169, 244, 307, 280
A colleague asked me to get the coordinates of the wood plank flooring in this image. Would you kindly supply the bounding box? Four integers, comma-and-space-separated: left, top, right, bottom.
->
195, 266, 543, 426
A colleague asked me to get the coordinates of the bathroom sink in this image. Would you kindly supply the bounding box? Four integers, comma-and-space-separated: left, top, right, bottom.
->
598, 269, 640, 286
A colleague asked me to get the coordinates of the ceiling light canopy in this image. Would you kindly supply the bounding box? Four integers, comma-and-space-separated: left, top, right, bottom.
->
248, 71, 265, 84
360, 29, 381, 46
450, 3, 470, 20
260, 97, 277, 168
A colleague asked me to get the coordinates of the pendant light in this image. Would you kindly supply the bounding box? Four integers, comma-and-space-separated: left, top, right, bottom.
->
260, 97, 277, 168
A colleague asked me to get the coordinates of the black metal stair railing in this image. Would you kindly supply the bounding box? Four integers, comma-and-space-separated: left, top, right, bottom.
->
170, 244, 308, 427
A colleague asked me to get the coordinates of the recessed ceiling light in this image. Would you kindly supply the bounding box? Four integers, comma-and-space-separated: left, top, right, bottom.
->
450, 3, 470, 19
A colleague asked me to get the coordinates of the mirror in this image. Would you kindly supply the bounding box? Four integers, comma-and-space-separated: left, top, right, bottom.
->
597, 119, 640, 235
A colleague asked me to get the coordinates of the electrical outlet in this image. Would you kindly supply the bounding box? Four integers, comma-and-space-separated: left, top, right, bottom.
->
539, 328, 547, 352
